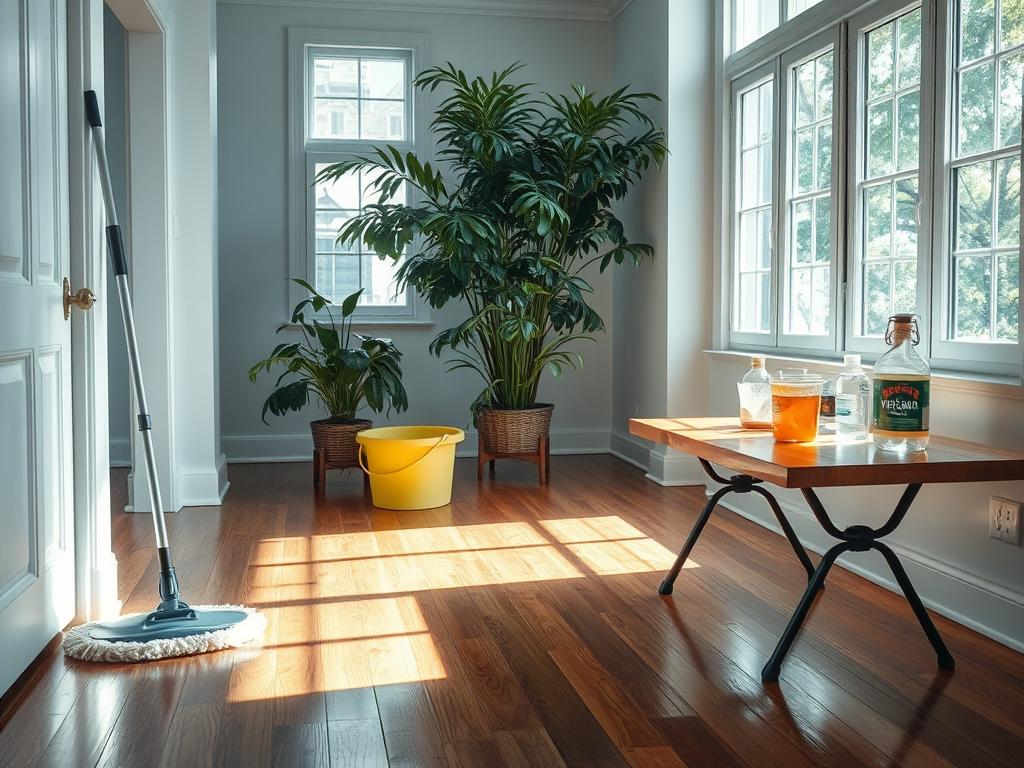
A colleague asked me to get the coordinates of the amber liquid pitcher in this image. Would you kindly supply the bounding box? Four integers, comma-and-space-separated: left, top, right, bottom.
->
771, 377, 823, 443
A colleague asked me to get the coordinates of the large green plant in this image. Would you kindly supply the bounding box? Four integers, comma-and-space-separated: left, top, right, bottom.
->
317, 63, 665, 410
248, 280, 408, 422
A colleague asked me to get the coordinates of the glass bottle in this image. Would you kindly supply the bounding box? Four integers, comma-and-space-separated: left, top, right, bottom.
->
873, 314, 930, 452
739, 355, 772, 429
836, 353, 870, 442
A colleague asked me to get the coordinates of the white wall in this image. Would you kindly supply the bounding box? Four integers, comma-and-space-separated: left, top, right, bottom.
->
102, 5, 132, 468
609, 0, 714, 484
217, 2, 615, 461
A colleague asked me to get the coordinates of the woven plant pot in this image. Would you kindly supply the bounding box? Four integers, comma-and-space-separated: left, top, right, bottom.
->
310, 417, 372, 469
477, 404, 554, 455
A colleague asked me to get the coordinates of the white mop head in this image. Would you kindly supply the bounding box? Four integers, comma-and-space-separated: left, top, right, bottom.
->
62, 605, 266, 663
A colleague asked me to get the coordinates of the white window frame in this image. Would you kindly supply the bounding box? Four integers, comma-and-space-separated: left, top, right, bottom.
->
845, 0, 935, 358
729, 63, 780, 348
721, 0, 1024, 380
777, 28, 843, 352
287, 27, 431, 325
930, 0, 1024, 375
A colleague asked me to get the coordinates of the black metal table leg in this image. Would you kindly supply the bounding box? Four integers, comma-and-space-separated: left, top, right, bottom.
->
658, 459, 815, 595
760, 483, 955, 682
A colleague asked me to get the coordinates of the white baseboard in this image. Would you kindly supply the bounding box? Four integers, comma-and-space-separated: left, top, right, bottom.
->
223, 427, 611, 463
718, 493, 1024, 653
609, 428, 651, 470
177, 452, 231, 507
109, 437, 131, 468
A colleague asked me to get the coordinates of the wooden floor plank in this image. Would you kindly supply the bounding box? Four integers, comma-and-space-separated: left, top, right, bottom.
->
0, 458, 1021, 768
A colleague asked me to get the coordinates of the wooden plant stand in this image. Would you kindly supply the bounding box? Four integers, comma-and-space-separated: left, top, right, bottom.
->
313, 447, 370, 492
477, 434, 550, 485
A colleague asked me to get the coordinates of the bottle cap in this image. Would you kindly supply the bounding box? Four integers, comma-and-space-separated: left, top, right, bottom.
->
751, 355, 765, 366
843, 353, 861, 366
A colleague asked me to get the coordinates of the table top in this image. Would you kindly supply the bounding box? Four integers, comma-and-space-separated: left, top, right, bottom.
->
629, 417, 1024, 488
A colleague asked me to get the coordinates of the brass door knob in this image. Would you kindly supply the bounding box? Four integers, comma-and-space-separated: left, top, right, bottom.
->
63, 277, 96, 320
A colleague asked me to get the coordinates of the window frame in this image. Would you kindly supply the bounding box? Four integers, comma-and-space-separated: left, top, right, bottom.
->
777, 28, 844, 352
729, 62, 780, 348
721, 0, 1024, 380
930, 0, 1024, 374
845, 0, 936, 358
287, 27, 431, 325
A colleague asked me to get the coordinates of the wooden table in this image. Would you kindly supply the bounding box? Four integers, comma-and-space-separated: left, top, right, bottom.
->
630, 416, 1024, 683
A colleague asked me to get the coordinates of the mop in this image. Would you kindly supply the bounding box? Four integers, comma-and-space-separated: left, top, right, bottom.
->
63, 91, 265, 663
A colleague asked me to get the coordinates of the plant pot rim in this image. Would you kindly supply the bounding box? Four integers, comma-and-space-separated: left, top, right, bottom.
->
310, 416, 373, 427
478, 403, 554, 413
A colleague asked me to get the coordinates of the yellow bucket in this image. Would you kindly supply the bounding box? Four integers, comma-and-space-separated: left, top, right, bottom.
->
356, 426, 465, 510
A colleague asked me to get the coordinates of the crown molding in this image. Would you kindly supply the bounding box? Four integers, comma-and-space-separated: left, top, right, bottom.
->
217, 0, 622, 22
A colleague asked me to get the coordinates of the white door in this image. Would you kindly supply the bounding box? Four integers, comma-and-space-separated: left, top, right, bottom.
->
0, 0, 75, 695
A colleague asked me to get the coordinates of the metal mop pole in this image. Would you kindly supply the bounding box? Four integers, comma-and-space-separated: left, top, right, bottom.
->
85, 91, 182, 610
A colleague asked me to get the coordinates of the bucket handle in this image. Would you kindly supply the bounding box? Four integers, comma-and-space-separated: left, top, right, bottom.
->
358, 434, 449, 477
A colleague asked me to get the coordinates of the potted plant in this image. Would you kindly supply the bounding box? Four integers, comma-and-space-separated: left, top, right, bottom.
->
317, 63, 665, 460
249, 279, 408, 478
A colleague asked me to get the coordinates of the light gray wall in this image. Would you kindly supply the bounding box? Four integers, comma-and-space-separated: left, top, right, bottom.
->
217, 2, 615, 460
103, 4, 132, 467
610, 0, 714, 481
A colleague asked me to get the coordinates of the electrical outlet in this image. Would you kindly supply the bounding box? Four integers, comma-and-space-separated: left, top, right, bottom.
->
989, 497, 1022, 545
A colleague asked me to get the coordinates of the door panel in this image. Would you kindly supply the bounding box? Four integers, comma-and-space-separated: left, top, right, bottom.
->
0, 0, 74, 696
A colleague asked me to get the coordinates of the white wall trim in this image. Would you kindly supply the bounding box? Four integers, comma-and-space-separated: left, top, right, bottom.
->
645, 444, 706, 487
109, 437, 131, 467
219, 0, 618, 22
224, 427, 611, 463
717, 492, 1024, 653
609, 428, 651, 471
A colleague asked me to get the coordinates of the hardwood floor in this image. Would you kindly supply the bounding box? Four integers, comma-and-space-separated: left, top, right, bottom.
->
1, 455, 1022, 767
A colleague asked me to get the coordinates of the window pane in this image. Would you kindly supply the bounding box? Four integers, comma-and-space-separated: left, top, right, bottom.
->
790, 268, 811, 334
997, 156, 1021, 245
895, 177, 919, 262
865, 183, 892, 261
361, 99, 405, 141
736, 0, 780, 50
996, 253, 1020, 340
814, 195, 830, 261
816, 54, 834, 119
314, 57, 358, 98
740, 212, 759, 271
897, 9, 923, 88
758, 208, 773, 268
795, 61, 815, 126
960, 63, 996, 156
793, 200, 812, 263
787, 0, 823, 18
816, 123, 832, 189
795, 128, 814, 194
960, 0, 996, 64
812, 265, 830, 331
955, 255, 993, 338
865, 262, 892, 335
999, 51, 1024, 148
956, 160, 994, 250
360, 59, 405, 99
867, 102, 894, 177
313, 98, 358, 140
315, 211, 354, 252
894, 259, 918, 314
1002, 0, 1024, 49
315, 168, 359, 210
896, 90, 920, 172
868, 22, 895, 98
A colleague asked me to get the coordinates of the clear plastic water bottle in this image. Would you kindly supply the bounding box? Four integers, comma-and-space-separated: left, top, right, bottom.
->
738, 355, 771, 429
835, 353, 870, 442
819, 376, 836, 433
873, 314, 930, 452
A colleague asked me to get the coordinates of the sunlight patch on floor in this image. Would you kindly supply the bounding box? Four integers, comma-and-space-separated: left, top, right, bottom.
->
539, 516, 699, 574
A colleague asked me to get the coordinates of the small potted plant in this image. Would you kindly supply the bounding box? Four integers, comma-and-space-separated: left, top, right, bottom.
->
249, 279, 408, 481
317, 63, 664, 471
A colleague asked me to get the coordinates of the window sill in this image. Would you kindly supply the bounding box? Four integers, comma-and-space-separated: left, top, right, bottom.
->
284, 318, 435, 330
705, 349, 1024, 400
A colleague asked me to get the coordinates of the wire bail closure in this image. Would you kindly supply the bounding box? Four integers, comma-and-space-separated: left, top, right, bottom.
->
884, 313, 920, 345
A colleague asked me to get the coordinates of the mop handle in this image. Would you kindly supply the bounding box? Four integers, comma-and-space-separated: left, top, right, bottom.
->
85, 91, 178, 601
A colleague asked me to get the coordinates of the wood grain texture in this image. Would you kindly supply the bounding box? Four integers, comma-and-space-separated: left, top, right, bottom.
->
630, 416, 1024, 487
0, 457, 1022, 767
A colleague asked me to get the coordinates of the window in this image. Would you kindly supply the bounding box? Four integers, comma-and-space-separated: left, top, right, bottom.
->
288, 29, 429, 323
733, 77, 774, 336
949, 0, 1021, 342
723, 0, 1024, 377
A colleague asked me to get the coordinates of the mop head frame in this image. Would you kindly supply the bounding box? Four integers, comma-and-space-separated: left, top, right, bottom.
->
63, 604, 266, 663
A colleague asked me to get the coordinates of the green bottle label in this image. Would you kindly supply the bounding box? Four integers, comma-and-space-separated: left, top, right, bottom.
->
872, 377, 930, 434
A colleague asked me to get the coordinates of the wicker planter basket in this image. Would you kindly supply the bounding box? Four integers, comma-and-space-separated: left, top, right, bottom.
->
310, 417, 372, 469
477, 404, 554, 455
